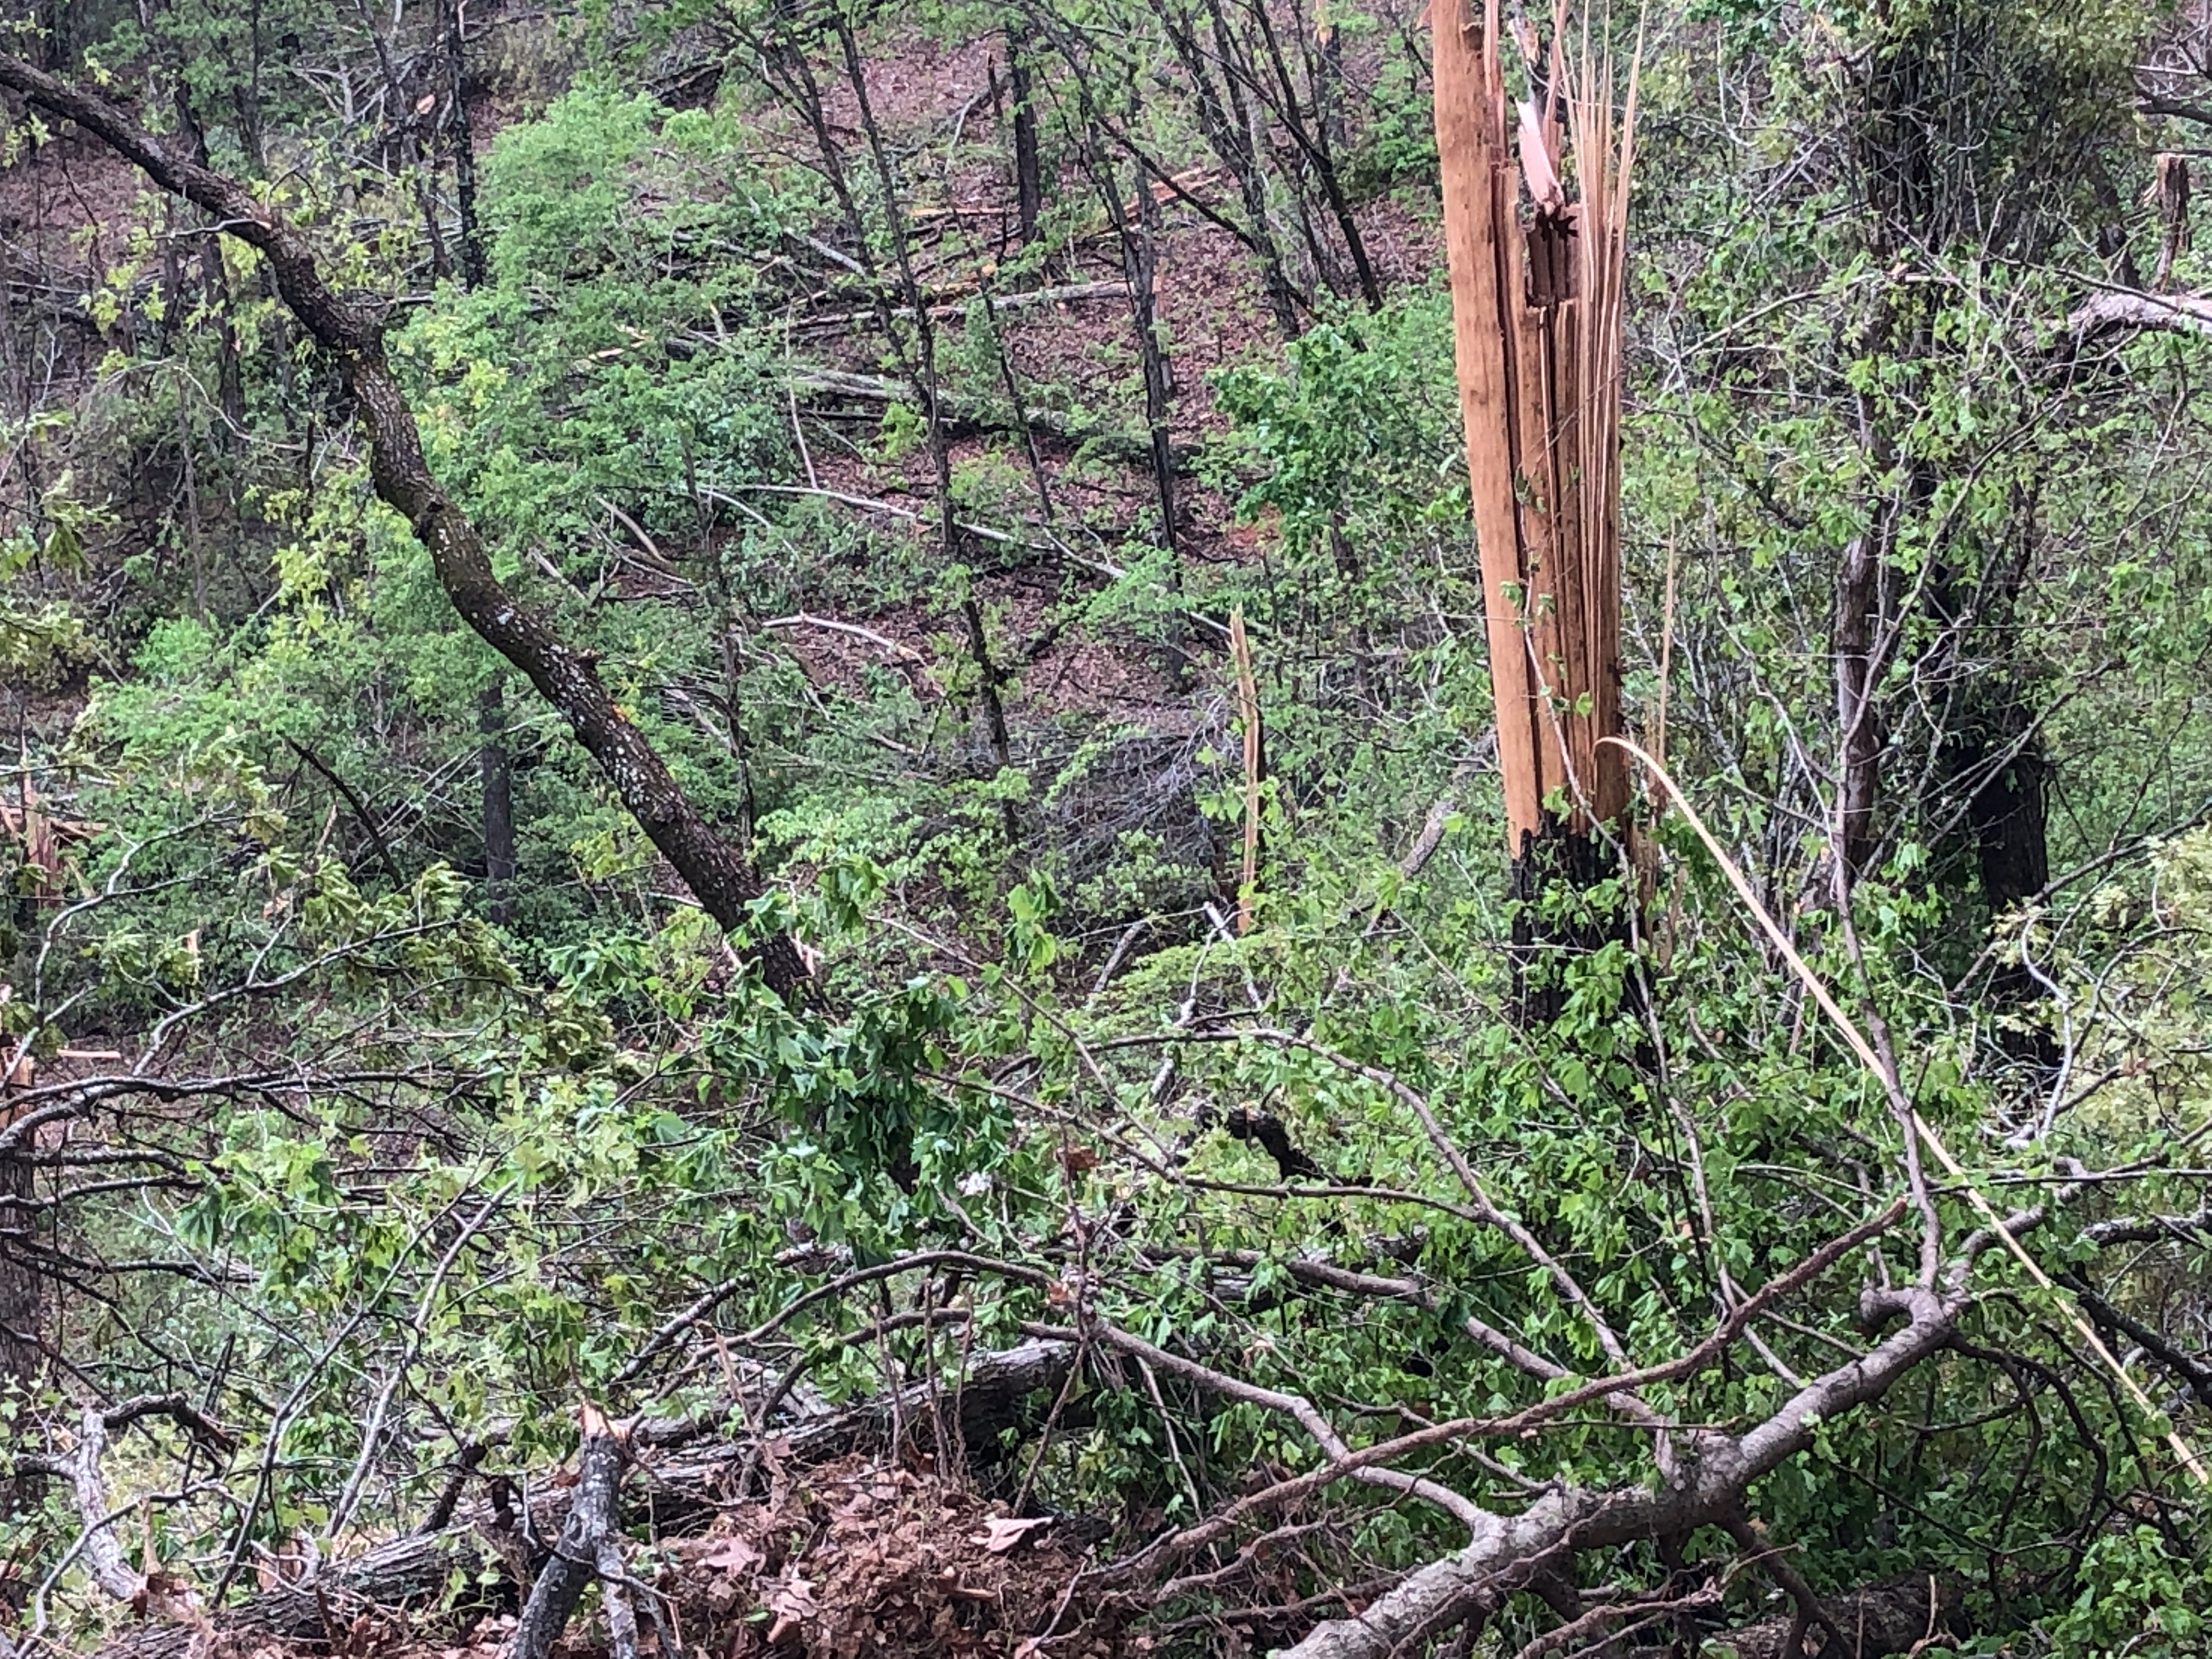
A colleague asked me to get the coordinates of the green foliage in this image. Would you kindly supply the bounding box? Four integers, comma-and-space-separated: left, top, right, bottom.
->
3, 4, 2210, 1655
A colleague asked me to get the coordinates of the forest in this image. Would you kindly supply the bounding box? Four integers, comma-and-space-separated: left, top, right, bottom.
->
1, 0, 2211, 1652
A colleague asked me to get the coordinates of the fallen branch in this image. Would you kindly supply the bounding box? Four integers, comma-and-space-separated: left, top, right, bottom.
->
1273, 1284, 1963, 1659
84, 1340, 1074, 1659
2068, 287, 2212, 337
23, 1406, 143, 1609
787, 365, 1174, 464
507, 1413, 626, 1659
1616, 1575, 1961, 1659
791, 279, 1124, 332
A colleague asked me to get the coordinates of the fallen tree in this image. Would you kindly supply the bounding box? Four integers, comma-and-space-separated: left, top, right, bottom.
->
79, 1341, 1075, 1659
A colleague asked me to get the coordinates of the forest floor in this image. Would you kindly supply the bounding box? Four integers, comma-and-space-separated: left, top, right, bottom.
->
5, 16, 1447, 1655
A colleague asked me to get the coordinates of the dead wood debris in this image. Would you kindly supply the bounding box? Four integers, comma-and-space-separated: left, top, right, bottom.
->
187, 1458, 1112, 1659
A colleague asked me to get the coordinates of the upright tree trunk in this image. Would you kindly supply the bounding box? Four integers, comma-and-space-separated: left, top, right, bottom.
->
441, 0, 486, 290
1161, 0, 1303, 340
1006, 26, 1044, 249
0, 1141, 38, 1519
0, 1147, 37, 1389
1966, 718, 2049, 915
832, 22, 1017, 800
1835, 533, 1882, 884
480, 685, 515, 925
1432, 4, 1634, 1019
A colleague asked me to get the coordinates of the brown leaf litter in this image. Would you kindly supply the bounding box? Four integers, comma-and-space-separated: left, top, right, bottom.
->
206, 1458, 1118, 1659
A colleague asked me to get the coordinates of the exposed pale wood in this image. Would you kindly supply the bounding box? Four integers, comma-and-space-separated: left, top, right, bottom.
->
2069, 286, 2212, 336
1430, 1, 1631, 853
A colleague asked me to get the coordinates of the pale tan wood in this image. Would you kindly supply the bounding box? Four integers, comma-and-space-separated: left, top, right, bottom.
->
1430, 2, 1633, 850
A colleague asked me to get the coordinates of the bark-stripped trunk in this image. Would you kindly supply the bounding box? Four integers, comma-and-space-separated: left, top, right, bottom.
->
0, 57, 809, 998
1432, 6, 1633, 1018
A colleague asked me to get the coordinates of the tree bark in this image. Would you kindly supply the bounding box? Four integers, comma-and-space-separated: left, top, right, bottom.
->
0, 56, 808, 998
1835, 533, 1882, 884
480, 685, 516, 926
1276, 1284, 1963, 1659
507, 1424, 625, 1659
831, 21, 1017, 798
1006, 26, 1045, 249
0, 1141, 43, 1519
441, 0, 486, 290
0, 1145, 38, 1397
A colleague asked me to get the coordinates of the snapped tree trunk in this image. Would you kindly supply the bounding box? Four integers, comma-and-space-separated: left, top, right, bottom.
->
0, 55, 809, 999
1432, 5, 1634, 1020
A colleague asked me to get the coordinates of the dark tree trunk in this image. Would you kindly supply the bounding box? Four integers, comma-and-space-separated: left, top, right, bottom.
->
200, 236, 246, 444
1967, 718, 2049, 915
1957, 692, 2056, 1064
442, 0, 486, 290
832, 21, 1017, 798
0, 1147, 37, 1391
0, 1142, 40, 1522
1093, 144, 1178, 553
0, 1133, 43, 1517
0, 55, 810, 998
1242, 0, 1383, 310
480, 685, 515, 926
1006, 26, 1044, 249
1835, 533, 1882, 884
1509, 825, 1625, 1028
1160, 0, 1302, 339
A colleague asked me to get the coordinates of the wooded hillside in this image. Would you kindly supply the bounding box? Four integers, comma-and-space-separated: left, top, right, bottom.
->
2, 0, 2211, 1654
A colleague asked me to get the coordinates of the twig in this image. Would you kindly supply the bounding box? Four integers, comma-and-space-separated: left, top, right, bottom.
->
1608, 736, 2211, 1485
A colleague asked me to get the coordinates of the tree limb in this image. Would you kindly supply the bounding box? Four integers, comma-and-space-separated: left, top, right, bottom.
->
507, 1416, 626, 1659
0, 56, 806, 997
1273, 1283, 1964, 1658
2068, 287, 2212, 338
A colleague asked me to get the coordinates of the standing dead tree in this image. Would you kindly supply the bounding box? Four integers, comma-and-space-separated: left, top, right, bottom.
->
1433, 2, 1634, 1011
0, 55, 810, 997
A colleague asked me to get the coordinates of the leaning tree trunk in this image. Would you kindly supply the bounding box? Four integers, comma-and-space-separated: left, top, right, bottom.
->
0, 56, 808, 999
1433, 5, 1634, 1021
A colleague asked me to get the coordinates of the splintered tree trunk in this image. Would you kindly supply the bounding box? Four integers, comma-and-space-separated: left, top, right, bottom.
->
1433, 2, 1634, 1019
